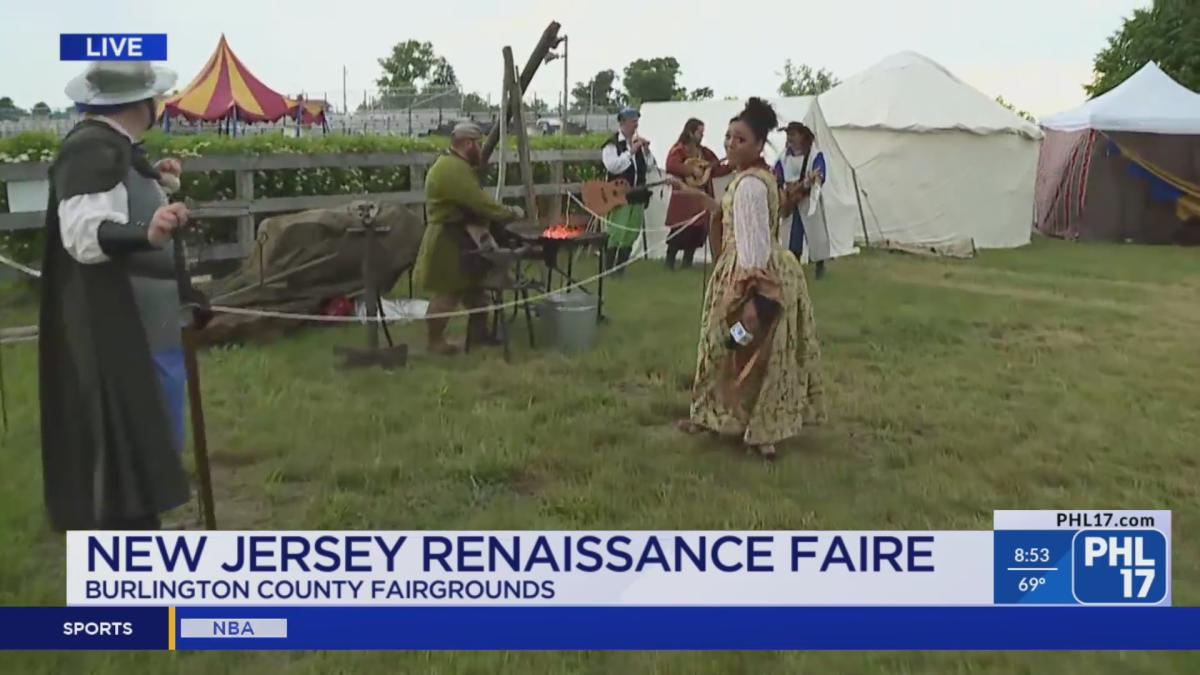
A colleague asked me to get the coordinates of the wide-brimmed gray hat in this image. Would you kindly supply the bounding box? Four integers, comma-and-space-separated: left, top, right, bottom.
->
65, 62, 177, 106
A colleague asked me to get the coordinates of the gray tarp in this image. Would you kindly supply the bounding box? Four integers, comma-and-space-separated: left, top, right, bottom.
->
196, 200, 425, 344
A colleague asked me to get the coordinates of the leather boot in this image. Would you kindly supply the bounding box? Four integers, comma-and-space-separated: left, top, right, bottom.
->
467, 311, 501, 347
615, 247, 632, 276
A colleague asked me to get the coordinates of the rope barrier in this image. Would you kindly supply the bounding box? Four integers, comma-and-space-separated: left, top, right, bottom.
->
207, 210, 705, 323
0, 252, 41, 279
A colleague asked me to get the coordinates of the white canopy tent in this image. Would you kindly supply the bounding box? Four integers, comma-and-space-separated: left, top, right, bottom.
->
1040, 62, 1200, 135
818, 51, 1043, 250
633, 96, 865, 262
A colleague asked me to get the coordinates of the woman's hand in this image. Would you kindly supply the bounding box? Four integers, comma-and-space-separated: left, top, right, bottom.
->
740, 299, 760, 336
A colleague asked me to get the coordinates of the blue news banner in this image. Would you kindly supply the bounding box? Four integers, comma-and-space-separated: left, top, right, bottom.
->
59, 34, 167, 61
1, 511, 1195, 650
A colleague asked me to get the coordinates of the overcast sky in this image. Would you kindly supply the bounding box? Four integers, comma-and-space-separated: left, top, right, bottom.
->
1, 0, 1148, 117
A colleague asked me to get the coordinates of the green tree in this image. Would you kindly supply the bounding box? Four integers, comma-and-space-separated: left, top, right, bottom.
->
526, 94, 551, 115
0, 96, 26, 122
1087, 0, 1200, 96
778, 60, 840, 96
688, 87, 714, 101
622, 57, 686, 105
376, 41, 458, 91
31, 101, 51, 116
462, 92, 496, 112
428, 57, 458, 88
571, 69, 622, 111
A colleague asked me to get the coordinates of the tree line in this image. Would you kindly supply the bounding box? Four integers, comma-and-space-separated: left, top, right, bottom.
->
370, 40, 842, 113
367, 2, 1198, 117
0, 98, 61, 122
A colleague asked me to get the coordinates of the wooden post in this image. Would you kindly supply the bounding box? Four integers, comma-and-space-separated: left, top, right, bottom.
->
235, 169, 255, 254
504, 48, 539, 224
550, 159, 564, 222
410, 163, 426, 192
482, 22, 562, 164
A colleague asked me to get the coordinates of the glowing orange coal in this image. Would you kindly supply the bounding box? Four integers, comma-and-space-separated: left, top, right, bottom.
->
542, 224, 585, 240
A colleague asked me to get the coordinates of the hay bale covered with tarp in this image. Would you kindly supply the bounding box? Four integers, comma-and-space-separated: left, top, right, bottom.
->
197, 200, 424, 344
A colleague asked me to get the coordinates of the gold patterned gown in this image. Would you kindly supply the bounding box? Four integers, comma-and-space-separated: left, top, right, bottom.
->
689, 166, 827, 445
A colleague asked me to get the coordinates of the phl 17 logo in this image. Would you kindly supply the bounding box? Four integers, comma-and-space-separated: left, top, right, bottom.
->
1072, 530, 1167, 604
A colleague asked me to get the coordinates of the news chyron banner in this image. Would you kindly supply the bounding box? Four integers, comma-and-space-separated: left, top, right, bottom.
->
5, 510, 1191, 650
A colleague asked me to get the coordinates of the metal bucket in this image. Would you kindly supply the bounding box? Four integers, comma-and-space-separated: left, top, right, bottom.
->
538, 290, 598, 354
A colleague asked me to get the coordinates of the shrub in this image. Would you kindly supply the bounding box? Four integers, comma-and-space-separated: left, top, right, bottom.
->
0, 131, 611, 265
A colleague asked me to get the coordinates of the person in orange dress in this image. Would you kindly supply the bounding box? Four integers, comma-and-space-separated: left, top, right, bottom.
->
663, 118, 732, 270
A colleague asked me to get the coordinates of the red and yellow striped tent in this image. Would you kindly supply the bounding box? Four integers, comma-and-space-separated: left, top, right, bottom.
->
161, 34, 324, 125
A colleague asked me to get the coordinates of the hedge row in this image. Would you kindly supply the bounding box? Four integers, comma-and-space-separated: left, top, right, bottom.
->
0, 131, 612, 264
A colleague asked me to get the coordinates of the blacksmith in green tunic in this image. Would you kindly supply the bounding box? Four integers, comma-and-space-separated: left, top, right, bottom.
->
414, 122, 523, 355
601, 107, 660, 275
39, 62, 192, 531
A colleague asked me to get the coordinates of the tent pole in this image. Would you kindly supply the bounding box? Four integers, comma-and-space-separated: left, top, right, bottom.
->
850, 167, 870, 249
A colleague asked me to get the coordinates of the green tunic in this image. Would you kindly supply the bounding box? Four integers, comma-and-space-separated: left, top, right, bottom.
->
605, 203, 645, 249
414, 152, 517, 295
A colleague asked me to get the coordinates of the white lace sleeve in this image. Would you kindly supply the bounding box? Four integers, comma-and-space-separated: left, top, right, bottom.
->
733, 177, 771, 269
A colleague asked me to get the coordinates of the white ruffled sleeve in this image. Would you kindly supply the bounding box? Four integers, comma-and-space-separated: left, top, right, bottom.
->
733, 177, 771, 269
57, 183, 130, 264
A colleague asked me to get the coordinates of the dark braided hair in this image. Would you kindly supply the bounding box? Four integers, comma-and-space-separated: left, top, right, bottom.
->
736, 97, 779, 143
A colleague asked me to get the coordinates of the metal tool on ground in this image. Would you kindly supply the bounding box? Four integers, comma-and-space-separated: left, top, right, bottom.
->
333, 201, 408, 369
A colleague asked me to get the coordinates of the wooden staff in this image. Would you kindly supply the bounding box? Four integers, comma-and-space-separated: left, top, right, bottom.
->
504, 47, 539, 224
172, 198, 217, 530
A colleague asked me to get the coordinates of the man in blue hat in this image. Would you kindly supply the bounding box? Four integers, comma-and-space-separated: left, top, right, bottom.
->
600, 107, 658, 275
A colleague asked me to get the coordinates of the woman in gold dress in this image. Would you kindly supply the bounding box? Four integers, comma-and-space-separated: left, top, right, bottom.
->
677, 98, 826, 460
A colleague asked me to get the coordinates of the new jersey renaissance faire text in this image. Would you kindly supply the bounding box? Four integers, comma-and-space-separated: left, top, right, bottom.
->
71, 532, 969, 604
86, 533, 939, 574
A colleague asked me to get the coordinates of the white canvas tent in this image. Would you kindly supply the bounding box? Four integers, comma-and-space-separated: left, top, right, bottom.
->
819, 51, 1043, 250
633, 96, 864, 262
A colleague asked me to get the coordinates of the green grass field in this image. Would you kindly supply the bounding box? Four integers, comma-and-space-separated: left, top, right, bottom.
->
1, 236, 1198, 672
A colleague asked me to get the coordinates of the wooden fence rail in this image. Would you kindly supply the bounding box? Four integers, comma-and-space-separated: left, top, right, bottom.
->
1, 149, 603, 261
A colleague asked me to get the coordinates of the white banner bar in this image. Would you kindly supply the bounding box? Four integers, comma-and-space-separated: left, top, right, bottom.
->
67, 531, 994, 606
